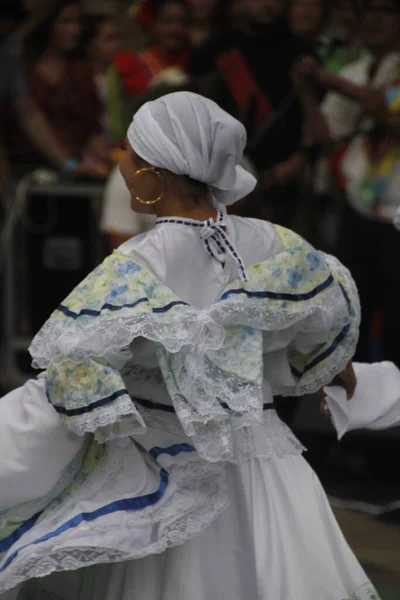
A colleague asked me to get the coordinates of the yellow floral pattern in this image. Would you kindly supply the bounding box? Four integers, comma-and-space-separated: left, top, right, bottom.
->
31, 225, 359, 460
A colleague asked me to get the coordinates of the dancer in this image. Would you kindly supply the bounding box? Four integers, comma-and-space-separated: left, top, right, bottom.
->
0, 92, 378, 600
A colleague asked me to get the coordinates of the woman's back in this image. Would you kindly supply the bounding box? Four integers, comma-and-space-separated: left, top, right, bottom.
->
120, 215, 282, 308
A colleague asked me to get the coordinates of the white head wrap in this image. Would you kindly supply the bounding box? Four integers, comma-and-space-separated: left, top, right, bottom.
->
127, 92, 257, 206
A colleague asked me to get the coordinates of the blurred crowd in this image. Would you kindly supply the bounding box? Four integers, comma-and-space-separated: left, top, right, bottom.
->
2, 0, 400, 372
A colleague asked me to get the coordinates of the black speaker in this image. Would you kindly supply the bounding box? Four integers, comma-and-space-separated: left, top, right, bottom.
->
21, 186, 104, 332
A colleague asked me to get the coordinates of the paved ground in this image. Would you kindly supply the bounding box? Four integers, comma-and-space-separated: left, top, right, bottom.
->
335, 509, 400, 599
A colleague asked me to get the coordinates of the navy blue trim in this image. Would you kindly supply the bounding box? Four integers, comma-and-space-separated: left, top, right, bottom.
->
58, 298, 188, 320
339, 282, 351, 311
135, 397, 275, 414
150, 443, 195, 461
58, 298, 147, 319
221, 274, 334, 302
217, 227, 248, 282
0, 512, 42, 554
157, 211, 248, 283
50, 392, 277, 420
134, 397, 176, 413
50, 389, 129, 417
0, 443, 195, 570
152, 301, 187, 314
58, 271, 335, 322
156, 218, 203, 227
220, 401, 275, 412
290, 323, 351, 378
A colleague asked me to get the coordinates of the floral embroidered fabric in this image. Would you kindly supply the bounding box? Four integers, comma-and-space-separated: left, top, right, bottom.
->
29, 225, 360, 462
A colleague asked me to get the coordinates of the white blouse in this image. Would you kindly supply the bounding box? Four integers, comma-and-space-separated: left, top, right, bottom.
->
119, 214, 282, 308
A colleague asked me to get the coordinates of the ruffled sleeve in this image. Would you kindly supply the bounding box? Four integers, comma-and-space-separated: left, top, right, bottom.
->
212, 225, 360, 398
29, 233, 360, 462
29, 252, 225, 445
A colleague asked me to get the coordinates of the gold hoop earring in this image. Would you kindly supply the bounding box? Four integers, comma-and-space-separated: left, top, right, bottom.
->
130, 167, 164, 205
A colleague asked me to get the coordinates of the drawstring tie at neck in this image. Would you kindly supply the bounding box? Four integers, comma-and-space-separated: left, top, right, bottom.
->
156, 208, 248, 282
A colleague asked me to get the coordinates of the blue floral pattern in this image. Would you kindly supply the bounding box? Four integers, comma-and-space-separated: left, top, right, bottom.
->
307, 251, 324, 271
32, 225, 359, 460
287, 266, 303, 289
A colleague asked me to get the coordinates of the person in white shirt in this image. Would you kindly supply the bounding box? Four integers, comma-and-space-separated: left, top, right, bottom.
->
101, 164, 157, 249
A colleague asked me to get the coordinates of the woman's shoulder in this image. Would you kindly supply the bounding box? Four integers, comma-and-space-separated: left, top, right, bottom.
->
117, 226, 167, 273
228, 215, 283, 258
229, 214, 275, 232
118, 225, 159, 254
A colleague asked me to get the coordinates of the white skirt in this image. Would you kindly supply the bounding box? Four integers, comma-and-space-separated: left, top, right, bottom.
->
0, 371, 383, 600
6, 455, 377, 600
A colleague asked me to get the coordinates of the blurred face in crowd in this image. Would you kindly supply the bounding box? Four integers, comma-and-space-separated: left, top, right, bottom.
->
89, 20, 121, 66
237, 0, 287, 26
289, 0, 329, 39
334, 0, 360, 38
152, 1, 189, 54
360, 0, 400, 53
49, 3, 82, 53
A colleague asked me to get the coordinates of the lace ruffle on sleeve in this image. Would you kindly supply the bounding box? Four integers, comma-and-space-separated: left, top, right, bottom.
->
29, 232, 359, 461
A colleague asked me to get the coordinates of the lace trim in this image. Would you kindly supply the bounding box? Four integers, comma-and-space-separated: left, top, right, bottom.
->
137, 405, 305, 464
344, 582, 381, 600
30, 245, 359, 463
0, 440, 229, 594
64, 394, 147, 442
30, 308, 225, 369
288, 255, 360, 397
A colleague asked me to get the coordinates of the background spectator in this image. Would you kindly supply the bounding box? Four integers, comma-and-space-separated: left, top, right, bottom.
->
4, 0, 109, 173
324, 0, 367, 74
187, 0, 216, 47
81, 14, 125, 145
188, 0, 318, 228
289, 0, 333, 60
293, 0, 400, 366
139, 0, 191, 82
100, 165, 156, 250
103, 0, 192, 142
0, 0, 95, 191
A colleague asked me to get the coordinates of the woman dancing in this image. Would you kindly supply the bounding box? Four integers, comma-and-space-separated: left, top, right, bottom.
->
0, 92, 380, 600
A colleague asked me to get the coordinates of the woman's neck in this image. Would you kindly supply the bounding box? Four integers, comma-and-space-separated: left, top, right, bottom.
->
155, 197, 217, 221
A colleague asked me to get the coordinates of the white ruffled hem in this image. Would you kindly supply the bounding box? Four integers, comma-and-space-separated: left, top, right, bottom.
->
0, 437, 229, 594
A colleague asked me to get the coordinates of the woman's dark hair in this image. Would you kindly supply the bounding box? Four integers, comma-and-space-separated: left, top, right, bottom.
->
134, 152, 208, 203
80, 13, 113, 54
21, 0, 80, 72
181, 176, 209, 203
